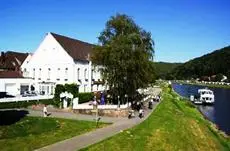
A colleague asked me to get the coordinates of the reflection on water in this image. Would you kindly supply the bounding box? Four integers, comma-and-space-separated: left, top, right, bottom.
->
198, 105, 215, 122
172, 83, 230, 135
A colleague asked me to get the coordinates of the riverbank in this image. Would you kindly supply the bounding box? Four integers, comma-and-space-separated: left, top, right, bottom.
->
176, 81, 230, 89
81, 85, 230, 151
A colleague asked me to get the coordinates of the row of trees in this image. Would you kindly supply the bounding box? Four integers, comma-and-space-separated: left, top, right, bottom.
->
91, 14, 156, 102
167, 46, 230, 81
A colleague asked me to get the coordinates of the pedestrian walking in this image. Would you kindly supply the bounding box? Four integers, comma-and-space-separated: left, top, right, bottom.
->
43, 105, 48, 117
148, 99, 153, 109
139, 108, 144, 118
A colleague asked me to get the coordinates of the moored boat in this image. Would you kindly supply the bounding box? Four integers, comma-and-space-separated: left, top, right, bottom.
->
190, 88, 215, 105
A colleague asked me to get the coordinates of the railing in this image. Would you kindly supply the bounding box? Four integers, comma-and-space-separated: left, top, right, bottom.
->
0, 95, 54, 103
73, 94, 153, 110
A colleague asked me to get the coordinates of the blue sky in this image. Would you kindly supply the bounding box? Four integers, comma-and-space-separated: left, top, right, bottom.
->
0, 0, 230, 62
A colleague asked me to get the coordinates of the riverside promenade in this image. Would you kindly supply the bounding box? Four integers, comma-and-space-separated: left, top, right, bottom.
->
35, 87, 161, 151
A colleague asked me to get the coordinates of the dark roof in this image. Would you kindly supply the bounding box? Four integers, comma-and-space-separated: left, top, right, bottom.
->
50, 32, 94, 61
0, 51, 28, 70
0, 71, 24, 78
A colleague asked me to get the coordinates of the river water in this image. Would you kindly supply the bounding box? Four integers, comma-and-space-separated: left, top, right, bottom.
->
172, 83, 230, 135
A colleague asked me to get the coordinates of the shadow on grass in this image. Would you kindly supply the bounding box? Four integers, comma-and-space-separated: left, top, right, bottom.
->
0, 110, 29, 126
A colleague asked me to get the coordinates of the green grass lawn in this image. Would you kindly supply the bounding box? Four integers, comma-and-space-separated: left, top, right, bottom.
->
81, 86, 230, 151
0, 116, 107, 151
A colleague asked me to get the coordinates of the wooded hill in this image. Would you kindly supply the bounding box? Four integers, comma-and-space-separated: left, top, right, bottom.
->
154, 62, 182, 79
168, 46, 230, 80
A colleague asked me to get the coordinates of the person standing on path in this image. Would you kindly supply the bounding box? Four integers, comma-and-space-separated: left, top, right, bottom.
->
43, 105, 48, 117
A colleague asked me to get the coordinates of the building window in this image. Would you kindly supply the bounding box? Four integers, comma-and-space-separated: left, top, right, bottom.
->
56, 68, 60, 81
92, 69, 95, 81
77, 68, 80, 80
84, 68, 88, 80
65, 68, 68, 81
47, 68, 51, 80
38, 68, 41, 80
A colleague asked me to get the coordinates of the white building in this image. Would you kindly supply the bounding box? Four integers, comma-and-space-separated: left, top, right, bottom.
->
22, 32, 105, 95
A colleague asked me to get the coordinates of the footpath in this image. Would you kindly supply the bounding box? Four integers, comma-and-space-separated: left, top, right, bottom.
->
35, 88, 161, 151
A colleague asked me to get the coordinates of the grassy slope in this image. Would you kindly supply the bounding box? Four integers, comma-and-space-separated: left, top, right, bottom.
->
81, 87, 230, 151
0, 117, 106, 151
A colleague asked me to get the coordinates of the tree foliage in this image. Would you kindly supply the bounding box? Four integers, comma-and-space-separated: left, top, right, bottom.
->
91, 14, 155, 101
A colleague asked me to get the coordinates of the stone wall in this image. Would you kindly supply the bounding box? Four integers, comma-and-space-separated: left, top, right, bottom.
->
73, 108, 129, 117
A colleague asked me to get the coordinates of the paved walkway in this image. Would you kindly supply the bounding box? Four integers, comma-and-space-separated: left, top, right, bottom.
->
27, 109, 125, 123
35, 87, 162, 151
36, 102, 159, 151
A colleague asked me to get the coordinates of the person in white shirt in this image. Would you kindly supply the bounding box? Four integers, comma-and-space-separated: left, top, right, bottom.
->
139, 108, 144, 118
43, 105, 48, 117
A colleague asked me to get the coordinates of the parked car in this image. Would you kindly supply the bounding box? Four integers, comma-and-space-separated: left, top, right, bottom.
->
22, 91, 37, 97
0, 92, 15, 98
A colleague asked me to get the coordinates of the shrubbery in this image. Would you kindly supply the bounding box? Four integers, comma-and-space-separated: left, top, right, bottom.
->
64, 84, 78, 98
53, 83, 78, 107
78, 92, 94, 104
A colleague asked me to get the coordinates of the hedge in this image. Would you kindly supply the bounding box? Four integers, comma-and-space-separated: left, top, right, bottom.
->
53, 84, 78, 107
0, 99, 54, 109
78, 92, 94, 104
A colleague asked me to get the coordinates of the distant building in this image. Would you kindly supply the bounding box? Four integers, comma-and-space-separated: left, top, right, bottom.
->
0, 51, 32, 96
0, 51, 28, 71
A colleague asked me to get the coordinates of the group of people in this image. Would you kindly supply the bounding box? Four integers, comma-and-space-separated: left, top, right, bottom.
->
129, 101, 145, 119
129, 95, 161, 119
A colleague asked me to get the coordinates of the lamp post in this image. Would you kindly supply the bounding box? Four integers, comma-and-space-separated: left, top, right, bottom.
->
107, 94, 110, 104
118, 95, 120, 108
125, 94, 128, 107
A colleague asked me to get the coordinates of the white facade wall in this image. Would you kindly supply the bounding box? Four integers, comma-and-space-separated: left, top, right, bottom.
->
23, 33, 104, 94
0, 78, 33, 96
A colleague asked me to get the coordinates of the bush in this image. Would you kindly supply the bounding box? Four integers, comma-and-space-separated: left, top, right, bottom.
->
78, 92, 94, 104
54, 84, 65, 103
64, 84, 78, 98
53, 84, 79, 107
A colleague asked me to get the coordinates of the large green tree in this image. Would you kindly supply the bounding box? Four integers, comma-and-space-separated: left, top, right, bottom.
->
91, 14, 155, 102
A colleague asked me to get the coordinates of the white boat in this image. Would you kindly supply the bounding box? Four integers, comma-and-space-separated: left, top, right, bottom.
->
190, 88, 215, 105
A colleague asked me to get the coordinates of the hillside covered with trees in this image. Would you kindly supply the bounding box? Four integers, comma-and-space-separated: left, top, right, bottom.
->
168, 46, 230, 80
154, 62, 181, 79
